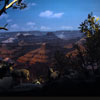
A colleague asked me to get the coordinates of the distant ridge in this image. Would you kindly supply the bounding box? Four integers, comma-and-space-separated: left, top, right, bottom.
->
17, 43, 52, 64
0, 30, 80, 34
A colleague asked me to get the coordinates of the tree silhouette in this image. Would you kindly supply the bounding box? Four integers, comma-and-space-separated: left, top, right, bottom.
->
0, 0, 27, 79
11, 69, 30, 84
51, 50, 70, 77
0, 60, 14, 79
79, 12, 100, 73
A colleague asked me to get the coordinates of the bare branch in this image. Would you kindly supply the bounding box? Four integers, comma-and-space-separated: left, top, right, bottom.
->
0, 0, 8, 15
5, 0, 18, 9
0, 0, 19, 16
0, 0, 25, 31
0, 27, 8, 30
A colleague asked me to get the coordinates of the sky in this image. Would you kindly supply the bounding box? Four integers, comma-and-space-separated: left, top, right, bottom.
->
0, 0, 100, 32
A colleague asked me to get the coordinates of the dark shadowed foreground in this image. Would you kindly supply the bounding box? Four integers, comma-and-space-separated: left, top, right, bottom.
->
0, 77, 100, 97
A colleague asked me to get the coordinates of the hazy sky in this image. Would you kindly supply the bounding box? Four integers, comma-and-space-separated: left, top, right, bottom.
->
0, 0, 100, 32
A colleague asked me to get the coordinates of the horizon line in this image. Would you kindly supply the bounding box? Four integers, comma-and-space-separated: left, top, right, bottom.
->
0, 29, 80, 33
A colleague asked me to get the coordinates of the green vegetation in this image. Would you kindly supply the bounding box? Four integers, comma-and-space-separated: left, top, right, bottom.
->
79, 12, 100, 73
49, 12, 100, 81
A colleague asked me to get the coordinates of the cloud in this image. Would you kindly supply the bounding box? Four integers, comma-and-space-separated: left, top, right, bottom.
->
40, 10, 52, 18
31, 3, 36, 6
28, 2, 36, 7
10, 24, 19, 29
39, 10, 64, 18
7, 19, 13, 23
61, 26, 73, 30
26, 22, 36, 29
26, 22, 38, 30
21, 26, 38, 31
0, 14, 8, 19
27, 22, 35, 26
40, 26, 51, 30
23, 2, 36, 11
